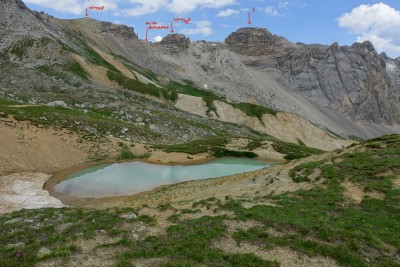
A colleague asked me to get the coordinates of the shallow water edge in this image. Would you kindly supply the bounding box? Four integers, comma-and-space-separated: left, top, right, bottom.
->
45, 157, 273, 206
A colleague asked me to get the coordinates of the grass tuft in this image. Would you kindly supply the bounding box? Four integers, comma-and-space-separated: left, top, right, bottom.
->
67, 61, 89, 80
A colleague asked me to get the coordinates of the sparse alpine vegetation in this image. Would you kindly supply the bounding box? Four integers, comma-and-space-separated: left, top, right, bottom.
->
152, 136, 230, 155
118, 144, 150, 160
167, 80, 278, 120
152, 136, 324, 160
107, 70, 178, 102
1, 135, 399, 266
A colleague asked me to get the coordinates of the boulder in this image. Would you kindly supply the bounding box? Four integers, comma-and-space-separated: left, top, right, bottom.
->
120, 213, 137, 219
48, 101, 68, 108
37, 247, 52, 258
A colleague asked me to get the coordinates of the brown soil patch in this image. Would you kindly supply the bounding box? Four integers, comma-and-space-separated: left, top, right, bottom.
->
212, 236, 339, 267
92, 47, 161, 88
333, 157, 345, 163
223, 219, 264, 233
132, 69, 162, 87
309, 167, 322, 180
343, 181, 366, 203
71, 53, 117, 88
37, 234, 125, 267
394, 178, 400, 188
92, 47, 136, 79
148, 151, 210, 164
0, 117, 92, 176
376, 169, 400, 181
119, 218, 164, 241
226, 138, 249, 150
241, 200, 279, 209
180, 209, 235, 221
253, 142, 286, 162
343, 181, 385, 203
133, 257, 169, 267
365, 190, 386, 200
136, 207, 173, 233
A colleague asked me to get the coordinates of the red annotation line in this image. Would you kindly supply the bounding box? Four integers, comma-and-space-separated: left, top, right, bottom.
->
169, 17, 190, 35
89, 6, 105, 10
145, 24, 170, 41
85, 6, 105, 16
248, 12, 251, 24
144, 16, 187, 41
173, 17, 191, 24
149, 25, 169, 30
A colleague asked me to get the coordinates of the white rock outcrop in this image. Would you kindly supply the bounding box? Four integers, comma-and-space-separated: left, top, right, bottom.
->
0, 172, 65, 214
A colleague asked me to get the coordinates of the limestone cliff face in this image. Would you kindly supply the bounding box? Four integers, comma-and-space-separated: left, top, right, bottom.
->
225, 28, 400, 125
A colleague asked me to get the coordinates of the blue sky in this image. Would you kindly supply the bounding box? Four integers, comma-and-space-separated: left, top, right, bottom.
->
24, 1, 400, 57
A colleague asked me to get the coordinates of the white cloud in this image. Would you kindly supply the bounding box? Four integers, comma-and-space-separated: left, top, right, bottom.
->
153, 35, 163, 42
95, 0, 118, 11
24, 0, 83, 15
278, 1, 291, 9
338, 3, 400, 56
25, 0, 236, 16
122, 0, 165, 16
264, 6, 280, 16
25, 0, 118, 15
123, 0, 236, 16
168, 0, 236, 14
181, 20, 213, 36
217, 8, 239, 17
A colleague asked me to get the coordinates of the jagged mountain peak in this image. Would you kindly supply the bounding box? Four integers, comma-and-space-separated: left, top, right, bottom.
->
225, 27, 295, 56
234, 27, 273, 35
350, 40, 377, 53
157, 34, 190, 53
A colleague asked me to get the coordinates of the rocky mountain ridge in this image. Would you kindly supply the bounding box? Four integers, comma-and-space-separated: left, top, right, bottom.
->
0, 0, 399, 144
225, 28, 400, 125
157, 34, 190, 53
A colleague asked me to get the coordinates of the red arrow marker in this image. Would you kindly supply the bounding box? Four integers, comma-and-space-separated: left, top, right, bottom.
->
248, 12, 252, 24
86, 8, 89, 17
170, 22, 174, 33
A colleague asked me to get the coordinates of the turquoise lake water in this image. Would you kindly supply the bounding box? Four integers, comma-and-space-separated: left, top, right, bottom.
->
54, 158, 271, 198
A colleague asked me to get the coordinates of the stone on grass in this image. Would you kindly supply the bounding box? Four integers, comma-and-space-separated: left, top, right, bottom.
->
6, 242, 25, 249
120, 213, 137, 219
48, 101, 68, 108
5, 218, 21, 224
37, 247, 52, 258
